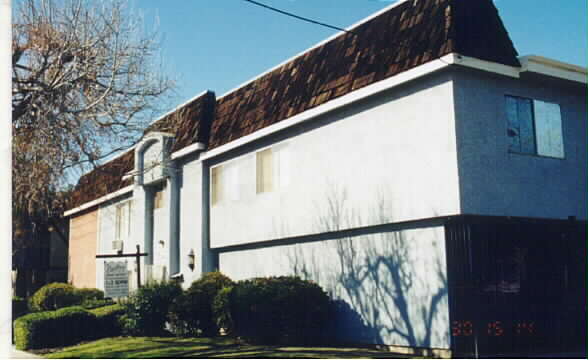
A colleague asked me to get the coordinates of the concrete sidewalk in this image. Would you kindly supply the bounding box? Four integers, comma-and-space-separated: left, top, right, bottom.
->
10, 346, 41, 359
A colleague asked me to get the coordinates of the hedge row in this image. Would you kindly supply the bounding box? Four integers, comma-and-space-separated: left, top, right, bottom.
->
220, 277, 330, 345
14, 304, 124, 350
119, 281, 182, 336
165, 273, 330, 345
12, 297, 29, 320
169, 272, 233, 337
29, 283, 106, 312
90, 304, 125, 339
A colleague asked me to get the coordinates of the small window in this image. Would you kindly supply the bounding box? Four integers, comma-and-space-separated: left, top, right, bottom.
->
154, 189, 164, 209
115, 201, 132, 242
211, 166, 223, 205
506, 95, 564, 158
256, 148, 273, 193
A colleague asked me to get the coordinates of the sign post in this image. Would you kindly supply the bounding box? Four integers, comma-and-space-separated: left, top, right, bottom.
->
97, 245, 148, 295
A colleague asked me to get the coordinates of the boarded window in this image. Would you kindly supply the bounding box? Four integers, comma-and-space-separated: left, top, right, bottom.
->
506, 96, 564, 159
533, 101, 564, 158
256, 148, 273, 193
211, 166, 222, 205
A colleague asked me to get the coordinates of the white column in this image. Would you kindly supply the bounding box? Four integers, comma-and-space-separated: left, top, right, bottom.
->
168, 170, 180, 276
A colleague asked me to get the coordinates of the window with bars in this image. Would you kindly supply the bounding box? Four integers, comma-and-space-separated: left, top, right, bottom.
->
505, 95, 564, 159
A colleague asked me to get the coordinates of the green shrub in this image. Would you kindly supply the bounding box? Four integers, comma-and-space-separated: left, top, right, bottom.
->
29, 283, 82, 311
212, 286, 233, 333
14, 306, 95, 350
224, 276, 330, 345
81, 298, 115, 310
89, 304, 125, 338
120, 281, 182, 336
12, 296, 29, 320
75, 288, 105, 302
169, 272, 233, 337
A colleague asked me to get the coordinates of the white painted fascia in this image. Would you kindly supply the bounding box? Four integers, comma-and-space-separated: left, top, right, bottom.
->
519, 55, 587, 84
171, 142, 206, 160
63, 185, 133, 217
452, 55, 521, 78
200, 53, 457, 161
143, 131, 175, 139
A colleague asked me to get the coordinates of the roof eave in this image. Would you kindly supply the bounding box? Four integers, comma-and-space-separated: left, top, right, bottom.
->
519, 55, 587, 84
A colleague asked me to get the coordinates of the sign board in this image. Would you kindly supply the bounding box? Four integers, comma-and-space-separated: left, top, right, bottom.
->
104, 260, 129, 298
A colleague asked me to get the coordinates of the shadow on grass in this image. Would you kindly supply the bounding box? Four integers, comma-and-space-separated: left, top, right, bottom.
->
46, 336, 412, 359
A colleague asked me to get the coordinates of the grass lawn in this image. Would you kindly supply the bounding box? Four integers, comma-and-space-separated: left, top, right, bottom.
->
43, 336, 413, 358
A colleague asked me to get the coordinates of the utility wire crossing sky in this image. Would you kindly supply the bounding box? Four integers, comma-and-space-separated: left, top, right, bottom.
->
133, 0, 587, 113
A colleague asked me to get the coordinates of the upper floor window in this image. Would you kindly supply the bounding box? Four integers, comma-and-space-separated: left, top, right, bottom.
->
505, 95, 564, 159
211, 160, 241, 206
154, 187, 165, 210
211, 166, 223, 205
256, 145, 290, 194
211, 143, 290, 205
256, 148, 273, 193
115, 200, 132, 243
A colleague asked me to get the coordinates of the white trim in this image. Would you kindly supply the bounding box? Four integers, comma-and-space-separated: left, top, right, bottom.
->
64, 185, 133, 217
218, 0, 411, 100
143, 131, 175, 139
519, 55, 587, 84
201, 53, 456, 161
453, 55, 520, 78
171, 142, 206, 160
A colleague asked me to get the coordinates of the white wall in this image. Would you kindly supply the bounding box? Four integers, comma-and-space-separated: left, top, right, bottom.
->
210, 73, 459, 248
178, 160, 212, 286
151, 185, 170, 280
219, 226, 450, 349
453, 70, 587, 219
96, 195, 144, 292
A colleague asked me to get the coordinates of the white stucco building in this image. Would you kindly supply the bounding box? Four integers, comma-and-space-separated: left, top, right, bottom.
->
64, 0, 587, 357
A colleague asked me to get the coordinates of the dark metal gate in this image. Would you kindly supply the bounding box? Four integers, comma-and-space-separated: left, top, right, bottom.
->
445, 216, 587, 358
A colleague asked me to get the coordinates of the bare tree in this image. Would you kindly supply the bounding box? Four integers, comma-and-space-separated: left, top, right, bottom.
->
12, 0, 174, 294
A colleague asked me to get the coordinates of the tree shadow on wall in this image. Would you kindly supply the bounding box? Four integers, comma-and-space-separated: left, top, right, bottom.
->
287, 187, 448, 349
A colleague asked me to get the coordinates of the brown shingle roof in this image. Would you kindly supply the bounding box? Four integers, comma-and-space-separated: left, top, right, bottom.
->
68, 151, 134, 209
67, 0, 520, 212
208, 0, 519, 149
68, 92, 215, 209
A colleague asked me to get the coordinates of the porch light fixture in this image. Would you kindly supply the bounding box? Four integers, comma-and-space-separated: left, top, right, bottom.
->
188, 249, 195, 271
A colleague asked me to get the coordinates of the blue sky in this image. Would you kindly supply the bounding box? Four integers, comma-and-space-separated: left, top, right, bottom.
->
135, 0, 587, 109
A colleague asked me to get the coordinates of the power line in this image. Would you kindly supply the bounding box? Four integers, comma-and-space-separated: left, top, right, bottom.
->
240, 0, 452, 65
241, 0, 358, 37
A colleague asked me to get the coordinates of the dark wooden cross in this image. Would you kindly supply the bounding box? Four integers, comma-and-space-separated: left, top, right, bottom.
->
96, 244, 148, 288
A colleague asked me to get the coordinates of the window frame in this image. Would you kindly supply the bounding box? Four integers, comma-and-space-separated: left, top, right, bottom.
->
256, 148, 274, 194
115, 200, 132, 243
505, 94, 565, 160
211, 165, 223, 206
